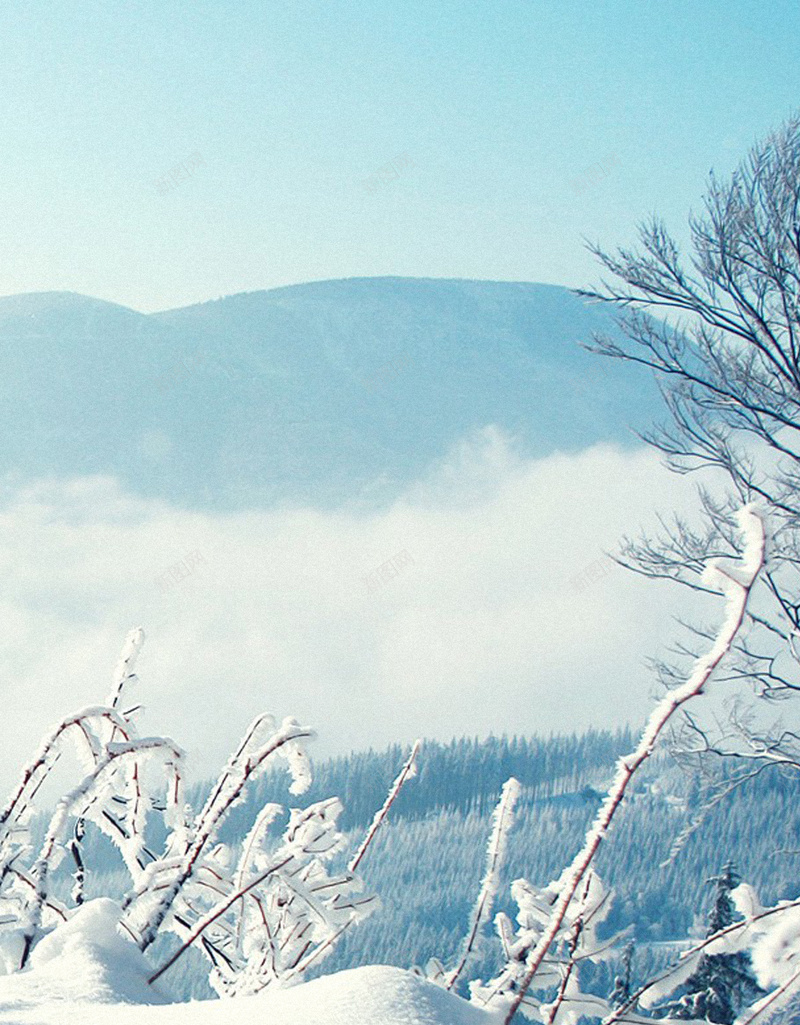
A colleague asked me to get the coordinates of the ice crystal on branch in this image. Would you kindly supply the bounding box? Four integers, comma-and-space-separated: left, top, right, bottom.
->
0, 629, 379, 995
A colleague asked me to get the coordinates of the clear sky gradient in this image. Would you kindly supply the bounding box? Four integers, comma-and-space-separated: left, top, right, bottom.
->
1, 0, 798, 311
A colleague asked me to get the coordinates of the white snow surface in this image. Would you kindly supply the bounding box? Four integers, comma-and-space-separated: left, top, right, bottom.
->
0, 901, 498, 1025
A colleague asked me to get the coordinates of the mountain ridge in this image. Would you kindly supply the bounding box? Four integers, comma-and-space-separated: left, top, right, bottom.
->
0, 276, 658, 510
0, 275, 576, 317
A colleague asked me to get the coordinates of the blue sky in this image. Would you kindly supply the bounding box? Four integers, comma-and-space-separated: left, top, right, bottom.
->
1, 0, 798, 311
0, 1, 789, 780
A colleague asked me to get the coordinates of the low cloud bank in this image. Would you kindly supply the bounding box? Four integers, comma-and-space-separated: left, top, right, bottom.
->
0, 429, 713, 788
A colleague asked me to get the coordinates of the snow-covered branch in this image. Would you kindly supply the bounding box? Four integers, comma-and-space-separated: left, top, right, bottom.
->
471, 505, 766, 1024
0, 628, 376, 997
129, 716, 315, 953
349, 739, 420, 873
446, 776, 520, 990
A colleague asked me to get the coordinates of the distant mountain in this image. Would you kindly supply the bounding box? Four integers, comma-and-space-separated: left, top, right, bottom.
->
0, 278, 659, 509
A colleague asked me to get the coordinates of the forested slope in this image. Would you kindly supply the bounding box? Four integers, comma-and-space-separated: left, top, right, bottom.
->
60, 730, 798, 1001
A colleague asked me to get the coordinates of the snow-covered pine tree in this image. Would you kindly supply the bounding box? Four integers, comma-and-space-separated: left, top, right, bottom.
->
661, 862, 762, 1023
609, 940, 634, 1009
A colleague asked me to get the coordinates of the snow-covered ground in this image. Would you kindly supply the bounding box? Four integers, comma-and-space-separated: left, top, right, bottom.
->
0, 901, 497, 1025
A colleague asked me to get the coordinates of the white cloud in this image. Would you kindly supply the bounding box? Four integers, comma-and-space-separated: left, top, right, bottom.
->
0, 430, 717, 790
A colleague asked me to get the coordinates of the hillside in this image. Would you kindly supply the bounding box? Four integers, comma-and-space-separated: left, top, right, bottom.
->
57, 731, 800, 1003
0, 278, 659, 509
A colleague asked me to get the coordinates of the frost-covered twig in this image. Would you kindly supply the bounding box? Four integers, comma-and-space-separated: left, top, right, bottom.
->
68, 819, 86, 906
233, 802, 282, 949
132, 717, 314, 952
147, 852, 295, 985
0, 706, 132, 842
606, 897, 800, 1023
149, 797, 377, 993
106, 627, 144, 713
447, 776, 520, 990
5, 866, 68, 923
736, 965, 800, 1025
471, 868, 616, 1019
191, 742, 419, 994
19, 736, 182, 968
0, 631, 184, 968
349, 739, 420, 873
0, 626, 376, 996
494, 506, 766, 1025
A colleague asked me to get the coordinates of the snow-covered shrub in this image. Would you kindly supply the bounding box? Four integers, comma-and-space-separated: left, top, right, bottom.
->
417, 507, 800, 1024
0, 628, 379, 996
472, 869, 618, 1025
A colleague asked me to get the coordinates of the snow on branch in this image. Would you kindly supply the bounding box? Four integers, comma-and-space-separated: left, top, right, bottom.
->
0, 705, 132, 846
0, 628, 377, 996
105, 626, 145, 714
149, 797, 378, 995
446, 776, 521, 990
468, 505, 766, 1024
18, 735, 183, 969
349, 739, 420, 873
128, 716, 316, 953
470, 868, 618, 1024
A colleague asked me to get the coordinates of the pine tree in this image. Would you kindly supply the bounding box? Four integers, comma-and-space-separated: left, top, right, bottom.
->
664, 863, 762, 1024
610, 940, 635, 1009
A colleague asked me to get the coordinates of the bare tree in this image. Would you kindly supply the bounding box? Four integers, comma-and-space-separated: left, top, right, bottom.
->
416, 128, 800, 1012
580, 114, 800, 779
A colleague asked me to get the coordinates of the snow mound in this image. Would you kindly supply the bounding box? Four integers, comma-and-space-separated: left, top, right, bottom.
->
0, 899, 169, 1016
179, 966, 503, 1025
0, 901, 498, 1024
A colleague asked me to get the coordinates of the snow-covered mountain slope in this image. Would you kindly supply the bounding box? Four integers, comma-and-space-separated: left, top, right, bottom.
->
0, 277, 658, 509
0, 902, 496, 1025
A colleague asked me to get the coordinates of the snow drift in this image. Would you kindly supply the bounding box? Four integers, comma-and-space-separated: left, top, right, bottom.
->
0, 901, 496, 1025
